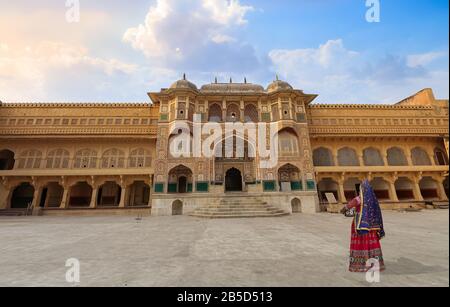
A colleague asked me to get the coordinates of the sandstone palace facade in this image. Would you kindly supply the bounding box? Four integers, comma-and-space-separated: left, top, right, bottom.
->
0, 77, 448, 217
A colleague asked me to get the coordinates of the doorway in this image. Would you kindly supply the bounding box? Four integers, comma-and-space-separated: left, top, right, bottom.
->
225, 168, 243, 192
178, 176, 187, 193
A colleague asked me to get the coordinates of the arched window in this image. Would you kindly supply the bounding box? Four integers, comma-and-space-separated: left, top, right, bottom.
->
411, 147, 432, 166
129, 148, 152, 168
208, 103, 222, 122
226, 103, 240, 122
278, 129, 299, 157
73, 149, 97, 169
177, 102, 186, 120
271, 104, 279, 121
244, 104, 258, 123
434, 148, 448, 166
363, 148, 384, 166
101, 148, 125, 168
18, 150, 42, 169
337, 147, 360, 166
46, 149, 70, 169
313, 147, 334, 166
387, 147, 408, 166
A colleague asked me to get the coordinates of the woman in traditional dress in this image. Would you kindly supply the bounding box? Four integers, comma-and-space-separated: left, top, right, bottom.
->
341, 180, 386, 272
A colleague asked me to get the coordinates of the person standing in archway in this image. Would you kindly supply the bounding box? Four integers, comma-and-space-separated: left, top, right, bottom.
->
341, 180, 386, 272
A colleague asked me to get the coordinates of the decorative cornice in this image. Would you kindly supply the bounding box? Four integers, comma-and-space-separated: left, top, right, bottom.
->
308, 104, 433, 110
0, 102, 155, 108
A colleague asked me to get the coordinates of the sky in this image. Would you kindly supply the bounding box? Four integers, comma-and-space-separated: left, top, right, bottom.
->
0, 0, 448, 104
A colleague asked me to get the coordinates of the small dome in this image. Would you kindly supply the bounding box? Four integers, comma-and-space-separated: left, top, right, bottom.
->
170, 74, 198, 91
267, 77, 293, 93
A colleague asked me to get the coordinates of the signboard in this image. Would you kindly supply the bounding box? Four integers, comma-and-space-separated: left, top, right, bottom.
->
325, 192, 338, 204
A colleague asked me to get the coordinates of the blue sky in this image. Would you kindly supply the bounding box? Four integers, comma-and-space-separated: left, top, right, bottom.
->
0, 0, 448, 103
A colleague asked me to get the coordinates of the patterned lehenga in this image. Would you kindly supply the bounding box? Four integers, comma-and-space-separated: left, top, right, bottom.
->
347, 180, 386, 273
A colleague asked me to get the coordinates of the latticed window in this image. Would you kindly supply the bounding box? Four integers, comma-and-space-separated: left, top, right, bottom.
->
226, 103, 240, 122
271, 104, 279, 121
387, 147, 408, 166
338, 147, 360, 166
244, 104, 258, 122
101, 148, 125, 168
313, 147, 334, 166
18, 150, 42, 169
74, 149, 97, 168
177, 102, 186, 120
278, 131, 299, 156
411, 147, 431, 166
46, 149, 70, 169
363, 148, 384, 166
208, 103, 222, 122
129, 148, 152, 168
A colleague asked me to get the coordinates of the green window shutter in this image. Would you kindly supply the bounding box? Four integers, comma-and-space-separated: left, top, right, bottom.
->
196, 182, 209, 192
187, 183, 193, 193
291, 181, 302, 191
306, 180, 316, 190
154, 183, 164, 193
168, 183, 178, 193
263, 181, 276, 192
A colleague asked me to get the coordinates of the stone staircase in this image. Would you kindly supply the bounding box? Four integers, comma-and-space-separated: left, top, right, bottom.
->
0, 208, 30, 217
190, 196, 289, 218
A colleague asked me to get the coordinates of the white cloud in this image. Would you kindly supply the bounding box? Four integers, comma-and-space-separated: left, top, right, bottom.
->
407, 51, 446, 67
123, 0, 257, 72
0, 41, 139, 101
269, 39, 449, 104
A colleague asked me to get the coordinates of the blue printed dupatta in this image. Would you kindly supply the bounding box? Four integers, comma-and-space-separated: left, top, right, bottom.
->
355, 180, 386, 239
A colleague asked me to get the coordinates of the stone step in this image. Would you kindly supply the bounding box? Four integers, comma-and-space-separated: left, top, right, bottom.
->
0, 209, 29, 217
194, 209, 285, 214
204, 204, 271, 209
190, 212, 290, 219
190, 198, 289, 219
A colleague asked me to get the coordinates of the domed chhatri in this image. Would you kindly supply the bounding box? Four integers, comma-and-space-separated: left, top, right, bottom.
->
267, 75, 293, 93
169, 74, 198, 91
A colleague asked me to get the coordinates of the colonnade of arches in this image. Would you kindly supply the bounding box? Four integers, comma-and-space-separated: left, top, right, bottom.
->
6, 180, 151, 209
0, 148, 152, 170
313, 146, 448, 167
317, 175, 449, 204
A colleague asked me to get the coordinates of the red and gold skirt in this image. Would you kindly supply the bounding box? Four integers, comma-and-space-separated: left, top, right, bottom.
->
349, 221, 385, 272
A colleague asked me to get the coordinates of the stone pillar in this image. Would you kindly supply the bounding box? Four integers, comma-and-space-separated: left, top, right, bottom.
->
0, 185, 11, 209
60, 186, 70, 209
90, 185, 99, 208
358, 154, 365, 166
387, 180, 399, 202
31, 185, 42, 209
337, 180, 346, 204
382, 154, 389, 166
119, 185, 127, 208
412, 178, 424, 201
436, 179, 448, 201
406, 149, 413, 166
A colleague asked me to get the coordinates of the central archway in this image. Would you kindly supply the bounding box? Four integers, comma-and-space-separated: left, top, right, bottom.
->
225, 168, 243, 192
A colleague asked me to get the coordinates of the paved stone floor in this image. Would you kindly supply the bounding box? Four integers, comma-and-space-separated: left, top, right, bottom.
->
0, 210, 448, 287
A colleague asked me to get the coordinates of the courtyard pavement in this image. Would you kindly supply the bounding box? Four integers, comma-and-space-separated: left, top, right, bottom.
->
0, 210, 448, 287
